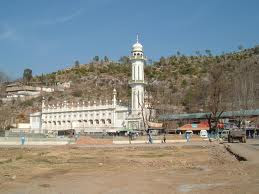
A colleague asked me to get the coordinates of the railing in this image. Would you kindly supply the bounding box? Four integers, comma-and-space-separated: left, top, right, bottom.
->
129, 56, 147, 60
128, 80, 147, 85
42, 104, 115, 113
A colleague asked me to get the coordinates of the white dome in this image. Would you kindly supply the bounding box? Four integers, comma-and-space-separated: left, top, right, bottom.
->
132, 42, 143, 52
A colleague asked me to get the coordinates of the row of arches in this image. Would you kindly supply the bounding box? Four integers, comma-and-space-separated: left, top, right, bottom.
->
133, 52, 143, 57
43, 119, 112, 125
43, 119, 112, 129
44, 112, 112, 120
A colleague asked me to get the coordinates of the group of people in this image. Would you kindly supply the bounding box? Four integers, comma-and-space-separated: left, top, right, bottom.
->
147, 130, 167, 144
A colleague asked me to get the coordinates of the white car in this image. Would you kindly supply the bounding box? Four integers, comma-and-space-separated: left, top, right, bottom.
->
200, 130, 208, 138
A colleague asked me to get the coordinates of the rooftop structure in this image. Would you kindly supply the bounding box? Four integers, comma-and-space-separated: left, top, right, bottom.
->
159, 109, 259, 121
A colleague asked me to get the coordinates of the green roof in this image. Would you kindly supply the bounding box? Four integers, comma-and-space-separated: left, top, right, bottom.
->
159, 109, 259, 121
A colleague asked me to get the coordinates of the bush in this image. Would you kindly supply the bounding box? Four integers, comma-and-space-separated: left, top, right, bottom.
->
72, 90, 83, 97
20, 99, 33, 107
255, 45, 259, 54
181, 79, 187, 88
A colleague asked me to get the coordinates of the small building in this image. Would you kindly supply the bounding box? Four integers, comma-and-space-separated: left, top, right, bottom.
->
5, 83, 54, 100
6, 83, 40, 98
160, 109, 259, 135
177, 123, 209, 134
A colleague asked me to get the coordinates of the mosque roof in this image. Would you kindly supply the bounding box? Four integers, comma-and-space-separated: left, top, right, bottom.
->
132, 34, 143, 52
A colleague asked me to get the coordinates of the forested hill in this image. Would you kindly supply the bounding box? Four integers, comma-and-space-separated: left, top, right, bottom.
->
32, 46, 259, 112
1, 46, 259, 124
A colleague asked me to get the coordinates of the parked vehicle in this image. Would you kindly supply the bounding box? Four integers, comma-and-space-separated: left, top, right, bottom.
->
221, 130, 229, 140
200, 130, 208, 138
228, 129, 246, 143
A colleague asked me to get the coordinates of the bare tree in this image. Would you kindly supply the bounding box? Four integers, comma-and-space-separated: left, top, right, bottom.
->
200, 63, 230, 131
0, 71, 9, 83
0, 106, 13, 131
229, 59, 259, 134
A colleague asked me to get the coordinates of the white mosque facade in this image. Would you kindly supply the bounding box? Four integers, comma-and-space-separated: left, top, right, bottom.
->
30, 38, 147, 134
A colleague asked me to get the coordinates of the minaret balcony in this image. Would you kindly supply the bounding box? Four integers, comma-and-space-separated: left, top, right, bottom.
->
128, 80, 147, 85
129, 55, 147, 61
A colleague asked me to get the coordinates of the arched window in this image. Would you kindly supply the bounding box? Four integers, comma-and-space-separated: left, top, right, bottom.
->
89, 120, 93, 125
101, 119, 105, 124
107, 119, 111, 124
95, 119, 99, 124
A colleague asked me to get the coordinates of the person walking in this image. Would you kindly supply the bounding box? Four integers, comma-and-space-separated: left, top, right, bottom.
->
21, 136, 25, 145
186, 133, 190, 142
163, 133, 166, 143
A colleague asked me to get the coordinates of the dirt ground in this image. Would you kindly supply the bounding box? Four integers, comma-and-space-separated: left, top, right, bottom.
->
0, 142, 259, 194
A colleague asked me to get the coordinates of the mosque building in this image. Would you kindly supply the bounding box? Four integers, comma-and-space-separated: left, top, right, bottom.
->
30, 37, 148, 134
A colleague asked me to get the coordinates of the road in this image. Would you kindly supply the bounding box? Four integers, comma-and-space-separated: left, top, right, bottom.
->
225, 139, 259, 162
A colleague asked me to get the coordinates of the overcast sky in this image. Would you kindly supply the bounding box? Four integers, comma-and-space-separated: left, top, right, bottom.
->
0, 0, 259, 78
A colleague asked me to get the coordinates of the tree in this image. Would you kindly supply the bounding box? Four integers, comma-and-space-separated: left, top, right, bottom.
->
0, 106, 12, 130
147, 59, 153, 66
0, 71, 9, 83
72, 90, 83, 97
23, 68, 32, 83
205, 49, 212, 57
119, 56, 130, 65
104, 56, 109, 62
159, 57, 166, 66
39, 73, 44, 83
204, 63, 230, 131
138, 89, 157, 143
254, 45, 259, 54
74, 60, 80, 68
238, 45, 244, 51
229, 59, 258, 133
93, 56, 99, 62
195, 51, 201, 56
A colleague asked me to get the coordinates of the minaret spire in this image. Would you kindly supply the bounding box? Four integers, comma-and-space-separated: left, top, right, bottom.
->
130, 35, 146, 116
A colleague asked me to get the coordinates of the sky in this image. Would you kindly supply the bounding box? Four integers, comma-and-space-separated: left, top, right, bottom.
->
0, 0, 259, 79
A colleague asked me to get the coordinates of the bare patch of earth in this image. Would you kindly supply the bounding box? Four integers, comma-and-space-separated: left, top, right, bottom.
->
0, 143, 258, 194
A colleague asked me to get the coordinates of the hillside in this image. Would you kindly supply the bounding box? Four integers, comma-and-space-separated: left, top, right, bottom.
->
1, 46, 259, 126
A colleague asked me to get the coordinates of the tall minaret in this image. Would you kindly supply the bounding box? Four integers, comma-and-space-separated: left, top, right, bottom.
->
129, 35, 146, 115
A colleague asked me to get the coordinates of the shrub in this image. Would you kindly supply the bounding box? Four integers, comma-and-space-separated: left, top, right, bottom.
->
181, 79, 187, 88
20, 99, 33, 107
72, 90, 83, 97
